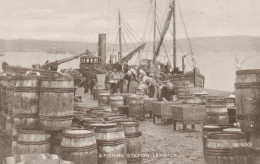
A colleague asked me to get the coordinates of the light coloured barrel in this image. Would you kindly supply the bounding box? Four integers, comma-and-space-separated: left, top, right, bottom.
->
118, 121, 142, 164
94, 124, 127, 164
16, 129, 51, 154
3, 153, 60, 164
61, 129, 97, 164
128, 95, 144, 120
205, 132, 251, 164
110, 95, 124, 112
235, 69, 260, 133
205, 97, 233, 125
13, 76, 40, 129
39, 77, 74, 130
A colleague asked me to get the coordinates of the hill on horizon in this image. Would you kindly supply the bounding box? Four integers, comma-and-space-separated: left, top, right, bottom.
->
0, 36, 260, 53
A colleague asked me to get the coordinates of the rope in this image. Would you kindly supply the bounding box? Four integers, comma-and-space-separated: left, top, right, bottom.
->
121, 17, 141, 43
177, 0, 197, 68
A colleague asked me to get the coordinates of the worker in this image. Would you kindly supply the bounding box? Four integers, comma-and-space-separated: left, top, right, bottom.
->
104, 70, 110, 90
159, 82, 176, 102
109, 69, 118, 94
128, 69, 138, 93
89, 73, 98, 96
122, 62, 129, 73
82, 67, 91, 93
143, 76, 158, 98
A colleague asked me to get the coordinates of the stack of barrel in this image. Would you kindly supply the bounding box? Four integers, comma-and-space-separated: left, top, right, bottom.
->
202, 95, 251, 163
172, 80, 192, 97
235, 69, 260, 163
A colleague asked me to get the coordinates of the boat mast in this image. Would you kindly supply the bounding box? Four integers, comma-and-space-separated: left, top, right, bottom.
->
118, 9, 122, 62
172, 0, 176, 69
153, 0, 157, 62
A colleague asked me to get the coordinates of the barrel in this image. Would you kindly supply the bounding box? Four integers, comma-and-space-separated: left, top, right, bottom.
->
98, 91, 110, 106
227, 106, 237, 124
3, 153, 60, 164
118, 121, 142, 164
205, 96, 234, 125
205, 132, 251, 164
0, 76, 8, 131
74, 102, 91, 113
250, 133, 260, 164
39, 77, 74, 130
16, 129, 51, 154
128, 95, 144, 120
94, 124, 127, 164
79, 117, 103, 126
235, 69, 260, 133
202, 125, 229, 158
93, 85, 103, 100
50, 131, 63, 156
104, 114, 126, 121
175, 86, 188, 96
113, 93, 131, 105
12, 76, 40, 129
61, 129, 97, 164
11, 126, 19, 155
110, 95, 124, 112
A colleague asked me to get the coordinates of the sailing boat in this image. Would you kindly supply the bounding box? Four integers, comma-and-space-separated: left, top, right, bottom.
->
108, 10, 146, 65
142, 0, 205, 88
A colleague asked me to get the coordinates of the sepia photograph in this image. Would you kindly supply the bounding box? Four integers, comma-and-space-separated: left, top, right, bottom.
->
0, 0, 260, 163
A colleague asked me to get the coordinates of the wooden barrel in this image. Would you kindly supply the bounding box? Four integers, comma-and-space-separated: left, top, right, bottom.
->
227, 106, 237, 124
93, 85, 103, 100
50, 131, 63, 156
98, 91, 110, 106
118, 121, 142, 164
39, 77, 74, 130
205, 97, 233, 125
128, 95, 144, 120
250, 133, 260, 164
110, 95, 124, 112
94, 124, 127, 164
0, 76, 8, 131
205, 132, 251, 164
16, 129, 51, 154
104, 114, 126, 121
113, 93, 131, 105
12, 76, 40, 129
3, 153, 60, 164
202, 125, 229, 158
11, 126, 19, 155
235, 69, 260, 133
30, 159, 74, 164
175, 86, 188, 96
61, 129, 97, 164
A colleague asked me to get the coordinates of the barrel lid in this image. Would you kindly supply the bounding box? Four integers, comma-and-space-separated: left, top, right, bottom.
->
90, 123, 117, 128
63, 129, 94, 138
202, 125, 229, 132
207, 132, 246, 139
236, 69, 260, 75
118, 121, 139, 127
223, 128, 241, 132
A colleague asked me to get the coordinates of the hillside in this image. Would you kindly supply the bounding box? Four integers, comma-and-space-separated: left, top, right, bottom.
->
0, 36, 259, 53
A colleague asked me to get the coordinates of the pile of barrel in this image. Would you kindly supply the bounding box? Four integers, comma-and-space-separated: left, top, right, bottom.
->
202, 69, 260, 164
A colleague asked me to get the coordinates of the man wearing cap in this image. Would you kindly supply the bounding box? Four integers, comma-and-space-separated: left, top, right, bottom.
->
82, 67, 91, 93
159, 83, 176, 102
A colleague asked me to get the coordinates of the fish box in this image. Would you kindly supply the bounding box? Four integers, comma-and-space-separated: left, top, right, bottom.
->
172, 104, 206, 131
144, 98, 158, 112
152, 101, 182, 124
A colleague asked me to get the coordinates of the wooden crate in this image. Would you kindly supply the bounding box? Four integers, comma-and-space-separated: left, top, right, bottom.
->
152, 101, 182, 124
144, 98, 158, 112
172, 104, 206, 131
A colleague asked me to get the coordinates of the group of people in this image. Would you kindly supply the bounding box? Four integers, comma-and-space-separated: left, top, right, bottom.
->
104, 62, 177, 103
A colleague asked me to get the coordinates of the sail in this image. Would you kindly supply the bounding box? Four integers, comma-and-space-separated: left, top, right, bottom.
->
120, 43, 146, 63
153, 3, 174, 63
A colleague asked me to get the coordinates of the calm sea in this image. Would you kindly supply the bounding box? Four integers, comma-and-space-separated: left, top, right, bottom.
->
1, 51, 260, 91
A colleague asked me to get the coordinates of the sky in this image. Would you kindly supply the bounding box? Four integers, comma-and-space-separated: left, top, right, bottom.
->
0, 0, 260, 43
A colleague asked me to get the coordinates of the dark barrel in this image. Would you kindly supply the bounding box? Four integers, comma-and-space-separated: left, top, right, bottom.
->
61, 129, 97, 164
39, 77, 74, 130
205, 132, 251, 164
235, 69, 260, 133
